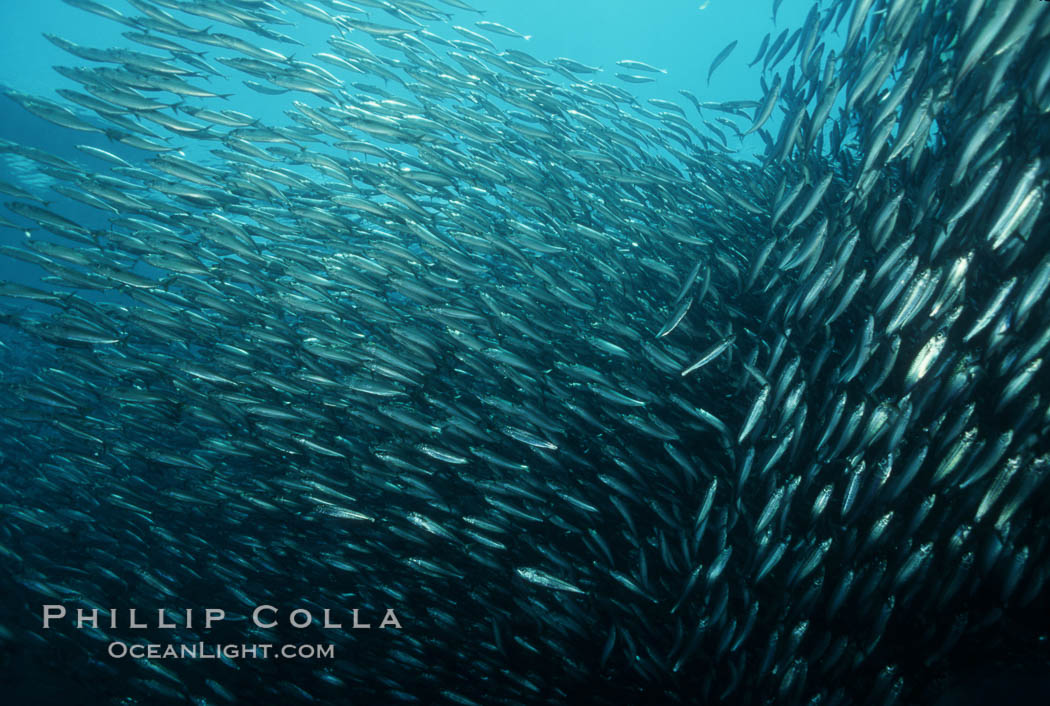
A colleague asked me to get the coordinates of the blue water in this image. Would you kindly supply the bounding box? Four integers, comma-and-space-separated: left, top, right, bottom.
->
0, 0, 813, 293
7, 3, 997, 706
0, 1, 814, 101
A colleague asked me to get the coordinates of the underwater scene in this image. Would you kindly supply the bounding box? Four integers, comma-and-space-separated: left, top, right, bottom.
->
1, 0, 1050, 704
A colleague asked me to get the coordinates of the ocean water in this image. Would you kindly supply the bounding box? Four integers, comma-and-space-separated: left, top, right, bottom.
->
0, 0, 813, 285
1, 1, 1050, 705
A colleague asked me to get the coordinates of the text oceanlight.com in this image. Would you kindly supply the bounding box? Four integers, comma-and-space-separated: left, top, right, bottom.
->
107, 642, 336, 660
42, 604, 402, 660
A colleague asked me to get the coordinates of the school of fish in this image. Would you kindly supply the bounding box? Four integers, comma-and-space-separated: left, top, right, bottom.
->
1, 0, 1049, 704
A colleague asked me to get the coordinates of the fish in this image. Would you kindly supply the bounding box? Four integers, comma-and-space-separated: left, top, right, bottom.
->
475, 20, 531, 40
680, 334, 735, 377
616, 59, 667, 74
1, 0, 1049, 705
749, 33, 771, 68
707, 40, 738, 85
515, 567, 585, 594
616, 73, 657, 84
743, 74, 781, 136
